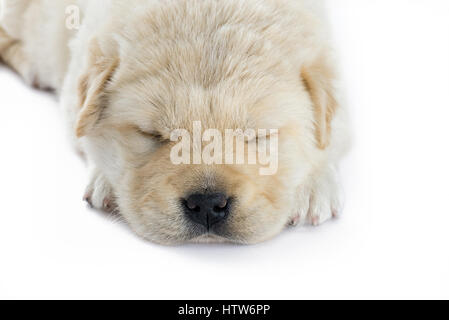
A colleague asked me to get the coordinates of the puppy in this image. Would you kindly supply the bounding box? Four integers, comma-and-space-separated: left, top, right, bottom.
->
0, 0, 349, 244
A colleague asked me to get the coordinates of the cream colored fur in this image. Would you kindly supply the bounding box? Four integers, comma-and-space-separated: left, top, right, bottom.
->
0, 0, 349, 244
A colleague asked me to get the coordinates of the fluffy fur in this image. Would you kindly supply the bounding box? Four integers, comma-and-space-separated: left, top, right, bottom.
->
0, 0, 349, 244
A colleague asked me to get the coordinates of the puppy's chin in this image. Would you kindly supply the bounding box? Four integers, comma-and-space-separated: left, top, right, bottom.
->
189, 234, 233, 244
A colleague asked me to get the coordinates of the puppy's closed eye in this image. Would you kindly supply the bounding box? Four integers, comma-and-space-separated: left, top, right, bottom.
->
136, 128, 167, 143
245, 131, 279, 144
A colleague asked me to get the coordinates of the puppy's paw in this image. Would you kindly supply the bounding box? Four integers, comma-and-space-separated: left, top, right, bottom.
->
290, 166, 341, 227
0, 26, 13, 54
83, 171, 117, 213
0, 26, 37, 86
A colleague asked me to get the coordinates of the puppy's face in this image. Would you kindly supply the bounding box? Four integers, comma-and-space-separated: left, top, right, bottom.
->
76, 33, 334, 245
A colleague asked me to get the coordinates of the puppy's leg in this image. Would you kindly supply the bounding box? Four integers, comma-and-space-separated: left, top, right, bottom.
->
83, 168, 117, 213
0, 26, 35, 86
291, 165, 342, 226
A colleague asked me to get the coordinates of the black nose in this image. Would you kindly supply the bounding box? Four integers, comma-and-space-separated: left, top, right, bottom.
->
182, 193, 230, 229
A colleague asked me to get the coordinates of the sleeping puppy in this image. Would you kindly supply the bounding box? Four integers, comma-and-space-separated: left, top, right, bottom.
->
0, 0, 349, 244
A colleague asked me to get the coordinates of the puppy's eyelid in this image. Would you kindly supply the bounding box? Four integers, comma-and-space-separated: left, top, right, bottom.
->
246, 132, 279, 143
136, 128, 166, 142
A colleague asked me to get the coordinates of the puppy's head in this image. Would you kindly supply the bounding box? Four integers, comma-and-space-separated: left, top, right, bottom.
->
75, 28, 337, 245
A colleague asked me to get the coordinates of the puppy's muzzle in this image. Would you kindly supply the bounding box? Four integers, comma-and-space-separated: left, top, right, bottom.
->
182, 193, 231, 229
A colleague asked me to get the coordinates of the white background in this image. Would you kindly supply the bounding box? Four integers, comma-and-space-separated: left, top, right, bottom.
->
1, 0, 448, 299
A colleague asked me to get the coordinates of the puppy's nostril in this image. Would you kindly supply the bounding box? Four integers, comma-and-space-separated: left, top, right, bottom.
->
186, 199, 200, 211
213, 199, 228, 212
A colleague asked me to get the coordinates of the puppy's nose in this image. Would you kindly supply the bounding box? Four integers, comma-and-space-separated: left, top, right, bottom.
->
183, 193, 230, 228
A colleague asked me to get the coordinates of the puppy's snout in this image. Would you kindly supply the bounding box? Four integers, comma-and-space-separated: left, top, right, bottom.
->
182, 193, 230, 229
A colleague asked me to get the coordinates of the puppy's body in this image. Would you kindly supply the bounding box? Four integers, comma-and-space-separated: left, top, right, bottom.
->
0, 0, 349, 244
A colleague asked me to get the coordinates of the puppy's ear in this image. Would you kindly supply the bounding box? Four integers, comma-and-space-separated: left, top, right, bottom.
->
301, 51, 338, 149
76, 39, 119, 138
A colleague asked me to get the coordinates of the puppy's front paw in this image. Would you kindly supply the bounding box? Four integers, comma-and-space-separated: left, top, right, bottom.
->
291, 166, 341, 227
83, 171, 117, 213
0, 26, 12, 52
